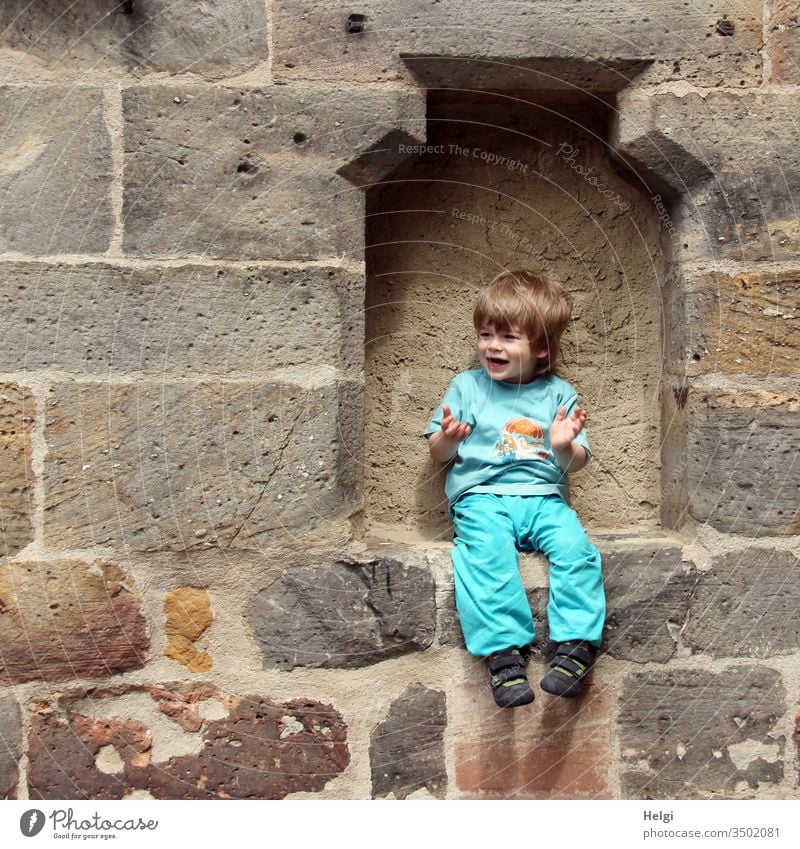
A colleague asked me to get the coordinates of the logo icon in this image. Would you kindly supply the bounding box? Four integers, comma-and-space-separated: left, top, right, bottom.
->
20, 810, 46, 837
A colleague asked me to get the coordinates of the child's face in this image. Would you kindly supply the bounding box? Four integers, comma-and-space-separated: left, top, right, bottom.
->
477, 324, 547, 384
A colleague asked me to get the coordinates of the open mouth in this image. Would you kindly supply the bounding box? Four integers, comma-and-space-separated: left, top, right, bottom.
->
486, 357, 508, 367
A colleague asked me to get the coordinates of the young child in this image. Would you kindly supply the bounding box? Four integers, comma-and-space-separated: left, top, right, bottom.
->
424, 269, 605, 707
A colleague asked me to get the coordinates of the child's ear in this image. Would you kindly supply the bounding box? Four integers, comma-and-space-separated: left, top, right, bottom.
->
536, 346, 550, 359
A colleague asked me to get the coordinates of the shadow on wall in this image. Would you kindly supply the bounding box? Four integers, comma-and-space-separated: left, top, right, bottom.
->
364, 90, 667, 538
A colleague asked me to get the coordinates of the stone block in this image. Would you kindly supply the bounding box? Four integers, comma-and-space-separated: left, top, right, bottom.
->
685, 387, 799, 536
0, 1, 268, 80
0, 383, 35, 558
612, 89, 800, 262
0, 560, 147, 684
603, 544, 696, 663
272, 1, 762, 88
370, 684, 447, 799
620, 666, 785, 799
616, 90, 800, 199
164, 587, 213, 673
249, 556, 436, 669
684, 271, 800, 376
27, 683, 349, 799
0, 693, 22, 799
768, 1, 800, 84
0, 87, 112, 254
0, 262, 363, 378
43, 378, 359, 551
122, 84, 423, 260
683, 549, 800, 658
452, 664, 612, 799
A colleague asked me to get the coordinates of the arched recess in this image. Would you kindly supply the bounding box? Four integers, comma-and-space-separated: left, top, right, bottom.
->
338, 58, 708, 540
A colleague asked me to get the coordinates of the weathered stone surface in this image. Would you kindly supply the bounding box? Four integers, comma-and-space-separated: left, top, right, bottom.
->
0, 87, 112, 254
164, 587, 212, 672
453, 668, 612, 799
250, 557, 436, 669
122, 84, 422, 260
28, 683, 349, 799
43, 378, 359, 551
683, 549, 800, 658
370, 684, 446, 799
603, 544, 696, 663
0, 693, 22, 799
0, 560, 147, 684
620, 666, 785, 799
684, 271, 800, 376
0, 383, 35, 558
685, 388, 800, 536
0, 1, 268, 80
768, 1, 800, 84
616, 90, 800, 262
0, 262, 363, 378
273, 1, 762, 87
619, 90, 800, 261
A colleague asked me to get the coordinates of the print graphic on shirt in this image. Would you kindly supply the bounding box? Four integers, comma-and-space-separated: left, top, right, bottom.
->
493, 418, 550, 462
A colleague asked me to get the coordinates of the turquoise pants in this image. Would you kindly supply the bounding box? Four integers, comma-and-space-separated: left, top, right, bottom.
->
451, 493, 605, 657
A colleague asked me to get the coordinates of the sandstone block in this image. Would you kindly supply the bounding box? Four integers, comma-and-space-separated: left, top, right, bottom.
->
685, 388, 799, 536
452, 667, 612, 799
370, 684, 447, 799
620, 666, 785, 799
684, 271, 800, 376
0, 262, 363, 378
27, 683, 349, 799
0, 1, 268, 80
0, 383, 35, 558
122, 84, 422, 259
43, 379, 359, 551
0, 560, 147, 684
249, 556, 436, 669
603, 544, 696, 663
0, 87, 112, 254
164, 587, 213, 673
272, 1, 762, 87
683, 549, 800, 658
768, 1, 800, 84
0, 693, 22, 799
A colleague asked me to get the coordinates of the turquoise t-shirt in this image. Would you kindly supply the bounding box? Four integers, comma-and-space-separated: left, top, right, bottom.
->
424, 369, 591, 506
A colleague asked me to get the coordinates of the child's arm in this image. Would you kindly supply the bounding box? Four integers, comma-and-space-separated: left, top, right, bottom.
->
550, 406, 589, 473
428, 404, 472, 463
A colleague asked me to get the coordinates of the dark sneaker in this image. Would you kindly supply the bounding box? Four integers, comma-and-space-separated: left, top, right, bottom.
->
488, 648, 535, 708
540, 640, 596, 698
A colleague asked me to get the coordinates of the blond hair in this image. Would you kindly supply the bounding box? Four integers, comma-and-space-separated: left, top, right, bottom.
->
473, 269, 572, 376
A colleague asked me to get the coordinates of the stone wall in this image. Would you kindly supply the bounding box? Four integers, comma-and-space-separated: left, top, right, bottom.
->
1, 1, 798, 800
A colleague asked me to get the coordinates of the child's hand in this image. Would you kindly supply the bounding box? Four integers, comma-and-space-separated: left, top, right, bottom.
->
550, 406, 586, 450
428, 404, 471, 462
440, 404, 472, 441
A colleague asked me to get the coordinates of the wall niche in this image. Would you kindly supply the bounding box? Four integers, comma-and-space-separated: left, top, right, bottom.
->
365, 90, 669, 539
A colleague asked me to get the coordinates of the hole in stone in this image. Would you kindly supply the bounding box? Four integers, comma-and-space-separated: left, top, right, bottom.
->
293, 132, 308, 144
237, 160, 258, 175
346, 13, 367, 34
364, 88, 671, 538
